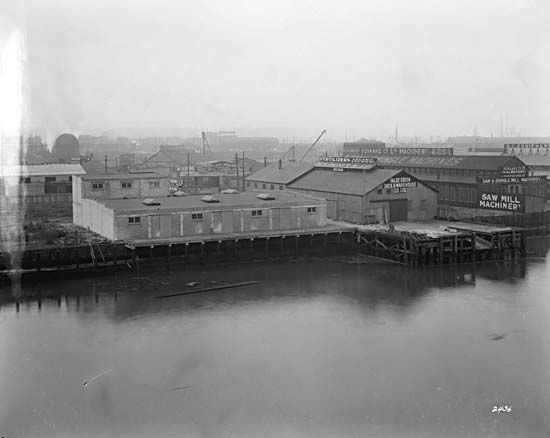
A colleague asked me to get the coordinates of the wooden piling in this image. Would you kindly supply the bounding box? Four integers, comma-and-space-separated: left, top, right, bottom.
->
471, 232, 477, 263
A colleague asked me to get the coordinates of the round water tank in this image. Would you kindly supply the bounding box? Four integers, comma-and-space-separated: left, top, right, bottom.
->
53, 133, 79, 161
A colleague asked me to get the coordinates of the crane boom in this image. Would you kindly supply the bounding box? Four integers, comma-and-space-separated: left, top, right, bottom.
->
201, 132, 212, 157
299, 130, 326, 162
279, 145, 295, 161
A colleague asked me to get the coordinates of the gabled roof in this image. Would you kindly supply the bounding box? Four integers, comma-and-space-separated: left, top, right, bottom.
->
1, 163, 86, 177
246, 162, 314, 184
144, 148, 199, 165
371, 154, 526, 170
288, 168, 406, 196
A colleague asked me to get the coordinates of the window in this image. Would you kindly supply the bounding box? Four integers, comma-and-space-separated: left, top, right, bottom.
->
69, 176, 72, 182
254, 183, 258, 188
307, 207, 317, 213
246, 182, 251, 187
420, 199, 426, 210
149, 180, 160, 188
450, 186, 456, 201
251, 210, 262, 216
45, 176, 56, 182
92, 182, 104, 190
128, 216, 141, 224
377, 188, 383, 194
121, 181, 133, 189
191, 213, 203, 220
279, 185, 284, 190
270, 184, 275, 190
262, 184, 267, 189
386, 188, 391, 195
22, 177, 31, 184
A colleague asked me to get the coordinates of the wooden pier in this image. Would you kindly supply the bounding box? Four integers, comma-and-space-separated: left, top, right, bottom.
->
348, 220, 526, 267
0, 220, 529, 282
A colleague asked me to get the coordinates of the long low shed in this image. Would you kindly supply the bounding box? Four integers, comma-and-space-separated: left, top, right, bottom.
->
75, 191, 327, 241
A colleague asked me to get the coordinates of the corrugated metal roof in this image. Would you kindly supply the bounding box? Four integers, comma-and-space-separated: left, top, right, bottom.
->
509, 154, 550, 166
361, 154, 526, 170
99, 191, 324, 213
288, 168, 402, 196
79, 172, 164, 181
1, 163, 86, 177
246, 162, 313, 184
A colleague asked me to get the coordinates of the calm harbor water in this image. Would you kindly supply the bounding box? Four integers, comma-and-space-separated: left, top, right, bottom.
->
1, 240, 550, 437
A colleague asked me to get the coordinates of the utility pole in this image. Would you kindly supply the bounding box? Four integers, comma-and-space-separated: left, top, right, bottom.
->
104, 155, 107, 173
187, 152, 190, 188
242, 151, 245, 192
235, 153, 240, 189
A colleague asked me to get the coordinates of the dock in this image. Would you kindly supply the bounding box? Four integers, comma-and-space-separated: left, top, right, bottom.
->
328, 220, 526, 267
0, 220, 528, 281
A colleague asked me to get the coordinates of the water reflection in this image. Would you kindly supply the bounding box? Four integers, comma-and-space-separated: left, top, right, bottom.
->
0, 253, 533, 319
1, 241, 549, 438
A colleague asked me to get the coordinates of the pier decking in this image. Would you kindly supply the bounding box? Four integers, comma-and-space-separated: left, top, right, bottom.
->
0, 220, 528, 281
328, 220, 526, 266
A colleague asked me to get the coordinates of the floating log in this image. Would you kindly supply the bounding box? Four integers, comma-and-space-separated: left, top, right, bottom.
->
155, 281, 260, 298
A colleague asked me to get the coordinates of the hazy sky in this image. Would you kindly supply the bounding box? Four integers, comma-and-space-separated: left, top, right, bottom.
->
5, 0, 550, 140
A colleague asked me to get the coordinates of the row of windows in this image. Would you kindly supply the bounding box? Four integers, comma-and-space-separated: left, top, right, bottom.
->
438, 185, 477, 203
127, 207, 318, 224
93, 180, 161, 191
20, 176, 72, 183
246, 181, 284, 190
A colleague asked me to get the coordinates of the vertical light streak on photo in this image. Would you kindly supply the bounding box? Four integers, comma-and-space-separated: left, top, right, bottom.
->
0, 29, 27, 298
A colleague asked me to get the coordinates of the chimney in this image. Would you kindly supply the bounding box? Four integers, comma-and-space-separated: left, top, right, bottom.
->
278, 159, 282, 169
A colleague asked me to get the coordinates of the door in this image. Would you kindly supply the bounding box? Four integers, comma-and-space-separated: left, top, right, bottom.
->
326, 199, 337, 220
389, 199, 408, 222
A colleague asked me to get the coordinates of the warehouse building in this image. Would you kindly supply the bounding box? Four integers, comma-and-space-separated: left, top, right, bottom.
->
73, 171, 170, 224
342, 147, 548, 218
74, 191, 326, 241
245, 161, 313, 191
287, 157, 438, 224
0, 163, 86, 219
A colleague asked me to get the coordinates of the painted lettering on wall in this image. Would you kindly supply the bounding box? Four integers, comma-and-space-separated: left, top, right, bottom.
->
478, 192, 525, 213
383, 176, 418, 193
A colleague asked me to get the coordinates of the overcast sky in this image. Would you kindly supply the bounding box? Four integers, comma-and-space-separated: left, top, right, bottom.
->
4, 0, 550, 141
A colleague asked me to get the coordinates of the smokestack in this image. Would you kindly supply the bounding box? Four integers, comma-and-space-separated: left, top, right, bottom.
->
278, 159, 282, 169
264, 156, 267, 167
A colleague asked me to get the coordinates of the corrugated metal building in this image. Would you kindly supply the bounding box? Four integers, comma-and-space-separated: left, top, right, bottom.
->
342, 147, 548, 218
73, 172, 170, 225
287, 163, 438, 224
245, 161, 313, 191
0, 163, 86, 219
75, 191, 327, 242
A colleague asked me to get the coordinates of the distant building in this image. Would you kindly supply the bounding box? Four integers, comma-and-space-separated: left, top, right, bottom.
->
141, 145, 199, 169
72, 171, 170, 226
246, 161, 314, 191
74, 191, 326, 242
0, 163, 86, 219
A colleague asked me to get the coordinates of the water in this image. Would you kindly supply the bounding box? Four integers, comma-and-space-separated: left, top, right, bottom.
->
1, 242, 550, 437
